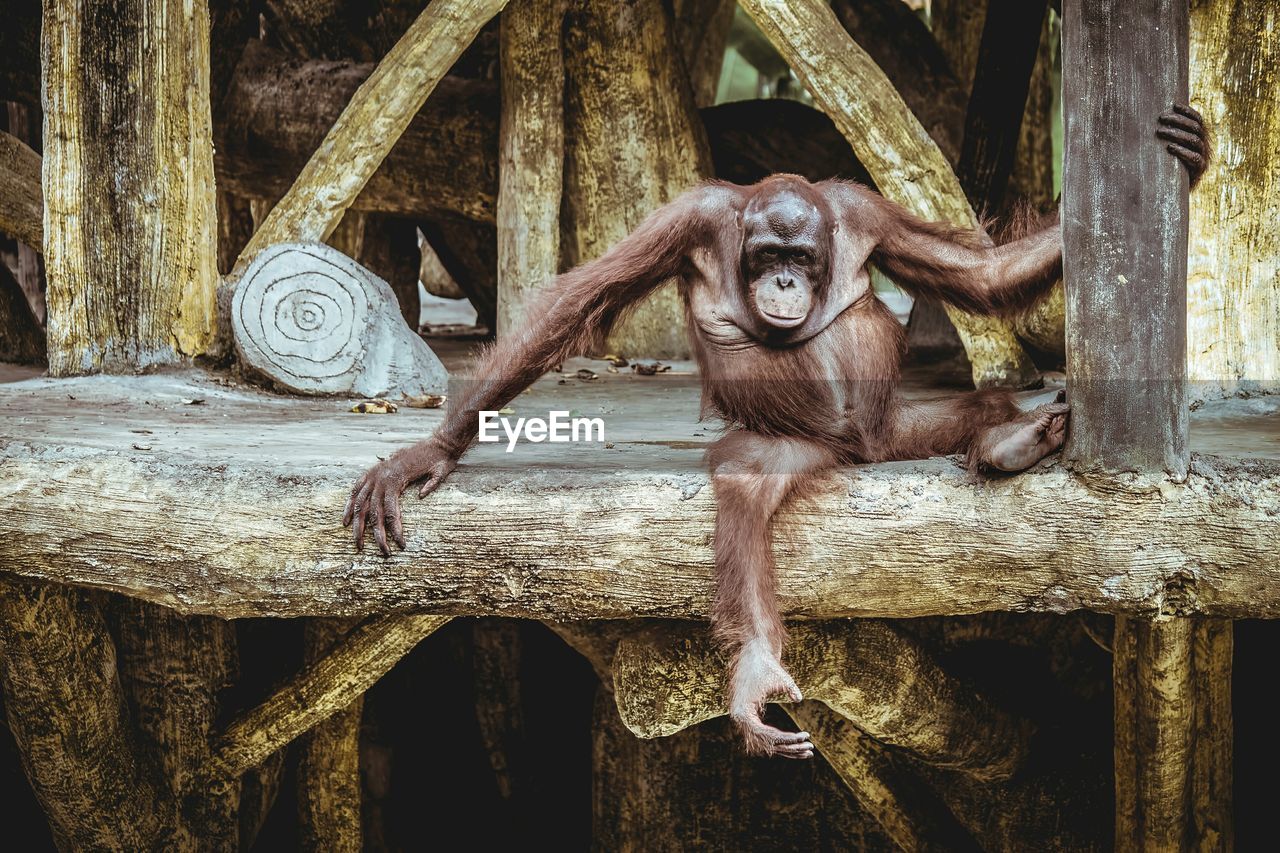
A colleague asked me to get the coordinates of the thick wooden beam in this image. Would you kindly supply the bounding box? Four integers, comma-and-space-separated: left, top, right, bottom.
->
496, 0, 565, 336
1062, 3, 1231, 849
1, 446, 1277, 620
296, 619, 364, 853
41, 0, 219, 373
737, 0, 1038, 389
198, 614, 450, 785
0, 128, 41, 249
561, 0, 711, 358
612, 622, 1028, 780
1062, 0, 1190, 478
231, 0, 509, 278
0, 577, 169, 849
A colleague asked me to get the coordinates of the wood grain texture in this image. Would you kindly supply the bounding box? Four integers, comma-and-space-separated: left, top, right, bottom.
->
42, 0, 219, 373
233, 0, 509, 276
296, 618, 364, 853
1061, 0, 1191, 477
200, 614, 449, 783
496, 0, 565, 337
1113, 617, 1232, 852
0, 577, 168, 850
739, 0, 1039, 389
561, 0, 711, 358
612, 621, 1028, 780
0, 444, 1277, 620
786, 702, 980, 852
0, 128, 41, 248
1186, 0, 1280, 398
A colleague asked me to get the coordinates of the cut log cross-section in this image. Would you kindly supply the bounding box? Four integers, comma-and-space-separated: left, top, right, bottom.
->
231, 243, 448, 397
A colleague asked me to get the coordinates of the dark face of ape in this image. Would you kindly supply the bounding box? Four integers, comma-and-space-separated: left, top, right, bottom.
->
740, 186, 831, 335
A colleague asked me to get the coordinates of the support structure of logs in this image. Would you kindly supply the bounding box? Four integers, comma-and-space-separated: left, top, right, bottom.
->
0, 0, 1265, 847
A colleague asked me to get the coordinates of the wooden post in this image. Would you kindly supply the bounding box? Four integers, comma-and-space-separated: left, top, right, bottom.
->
1062, 2, 1232, 849
41, 0, 219, 375
496, 0, 565, 337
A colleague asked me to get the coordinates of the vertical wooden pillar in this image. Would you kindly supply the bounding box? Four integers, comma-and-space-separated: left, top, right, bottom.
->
1061, 0, 1189, 478
1062, 3, 1232, 849
41, 0, 219, 375
497, 0, 565, 337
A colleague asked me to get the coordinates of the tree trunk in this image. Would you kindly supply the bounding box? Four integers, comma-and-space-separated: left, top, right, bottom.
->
930, 0, 989, 95
1186, 0, 1280, 398
358, 215, 422, 331
109, 598, 240, 851
297, 619, 364, 853
0, 578, 169, 849
561, 0, 712, 359
674, 0, 735, 109
3, 103, 44, 324
41, 0, 218, 374
496, 0, 564, 336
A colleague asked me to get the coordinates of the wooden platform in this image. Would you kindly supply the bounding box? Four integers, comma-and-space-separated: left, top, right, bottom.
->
1, 342, 1277, 621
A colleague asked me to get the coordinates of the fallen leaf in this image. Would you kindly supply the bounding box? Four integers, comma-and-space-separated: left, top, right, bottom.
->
181, 398, 206, 405
351, 399, 399, 414
575, 369, 597, 381
631, 361, 671, 376
499, 406, 515, 415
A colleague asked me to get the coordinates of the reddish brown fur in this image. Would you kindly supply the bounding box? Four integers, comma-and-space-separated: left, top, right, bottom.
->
345, 174, 1065, 757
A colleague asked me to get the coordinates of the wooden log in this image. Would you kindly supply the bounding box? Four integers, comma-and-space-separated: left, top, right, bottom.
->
0, 577, 168, 849
0, 128, 41, 250
418, 218, 498, 330
785, 702, 980, 852
471, 619, 527, 803
230, 242, 448, 396
0, 260, 43, 363
612, 621, 1029, 780
199, 614, 450, 785
930, 0, 989, 96
297, 618, 364, 853
217, 192, 255, 278
738, 0, 1040, 389
419, 230, 465, 301
232, 0, 509, 278
1062, 0, 1190, 478
215, 41, 498, 226
109, 598, 240, 851
674, 0, 736, 109
591, 683, 888, 849
1113, 617, 1233, 852
496, 0, 564, 337
561, 0, 711, 358
1187, 0, 1280, 398
42, 0, 219, 374
238, 749, 286, 851
1, 447, 1278, 620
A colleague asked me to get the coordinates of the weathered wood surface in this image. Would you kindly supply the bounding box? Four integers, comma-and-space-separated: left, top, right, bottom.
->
201, 614, 450, 784
561, 0, 711, 358
0, 261, 43, 364
613, 622, 1028, 779
0, 367, 1276, 621
0, 128, 41, 249
496, 0, 564, 336
42, 0, 219, 373
739, 0, 1038, 390
1062, 0, 1191, 477
1114, 616, 1233, 852
216, 41, 498, 226
1187, 0, 1280, 398
232, 0, 509, 276
231, 243, 447, 396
